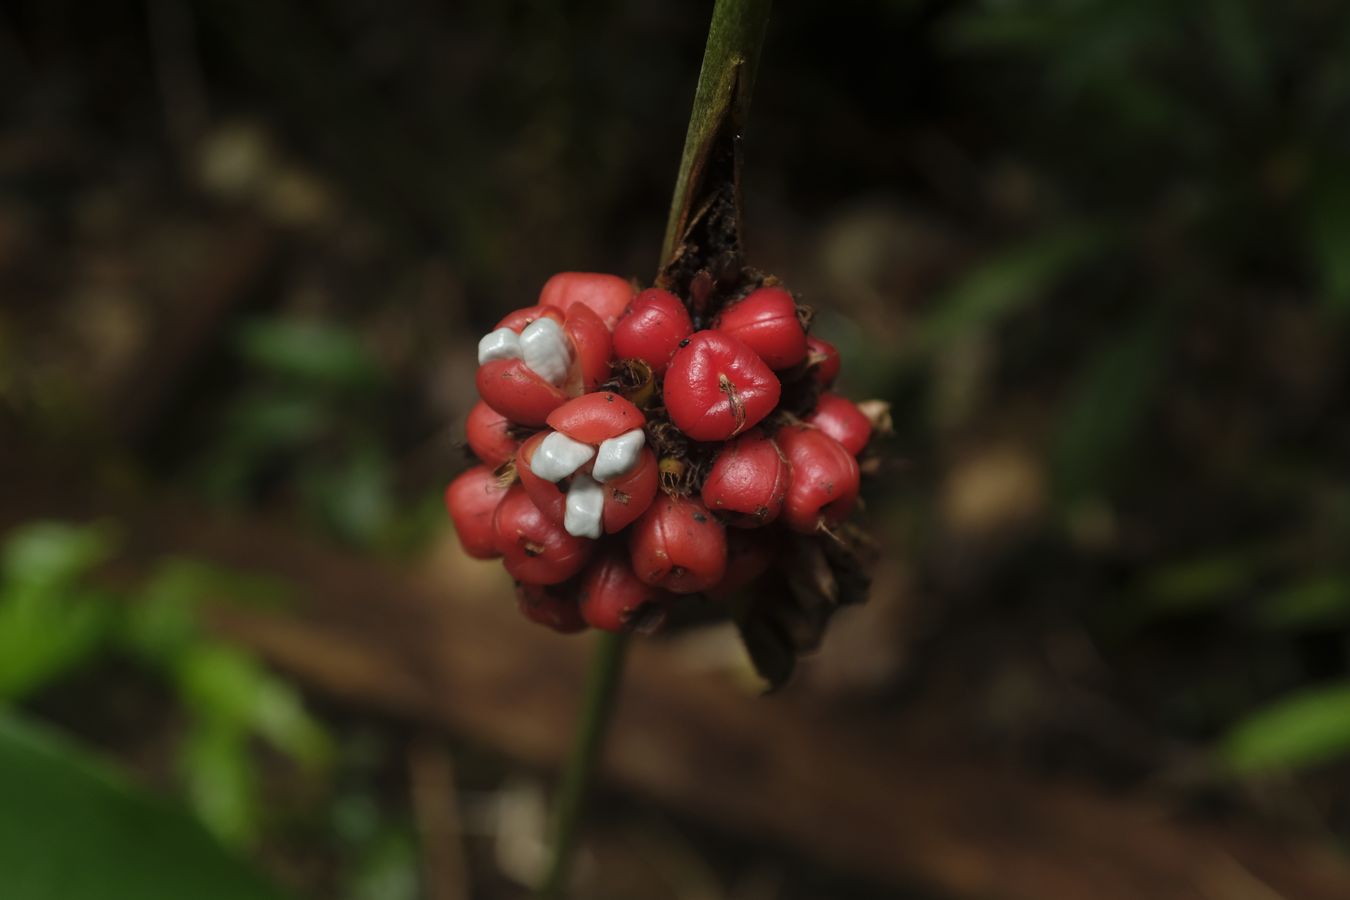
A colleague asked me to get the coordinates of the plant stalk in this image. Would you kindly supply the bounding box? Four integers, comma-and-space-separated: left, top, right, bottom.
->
536, 1, 773, 895
535, 630, 628, 898
661, 0, 774, 268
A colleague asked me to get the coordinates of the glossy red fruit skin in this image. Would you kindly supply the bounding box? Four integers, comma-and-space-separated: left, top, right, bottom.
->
711, 528, 777, 597
805, 392, 873, 456
601, 447, 658, 532
444, 465, 510, 559
701, 431, 790, 527
714, 286, 807, 370
629, 495, 727, 594
465, 401, 520, 468
776, 424, 861, 533
492, 485, 593, 584
578, 550, 667, 632
563, 303, 613, 391
805, 335, 840, 386
663, 331, 781, 442
476, 358, 569, 427
539, 272, 634, 329
546, 391, 645, 444
515, 432, 566, 523
496, 304, 564, 333
612, 288, 694, 376
517, 582, 588, 633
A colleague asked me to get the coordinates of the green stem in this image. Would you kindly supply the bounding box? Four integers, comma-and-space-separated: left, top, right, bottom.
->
661, 0, 775, 268
537, 2, 773, 895
536, 631, 628, 899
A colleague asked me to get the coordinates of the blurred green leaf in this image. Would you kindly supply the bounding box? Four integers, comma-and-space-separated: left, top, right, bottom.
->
2, 520, 116, 591
249, 674, 332, 770
299, 444, 394, 546
1306, 164, 1350, 313
181, 719, 257, 847
0, 584, 112, 701
0, 524, 328, 861
1100, 549, 1271, 635
0, 522, 118, 700
1249, 574, 1350, 631
346, 826, 420, 900
1221, 681, 1350, 773
1205, 0, 1267, 101
909, 226, 1110, 359
944, 7, 1060, 53
178, 646, 327, 760
236, 318, 382, 388
224, 391, 334, 448
1141, 554, 1255, 613
200, 391, 334, 503
177, 645, 331, 844
122, 559, 326, 842
331, 789, 383, 845
0, 712, 289, 900
1052, 308, 1170, 502
1102, 552, 1265, 636
123, 558, 293, 663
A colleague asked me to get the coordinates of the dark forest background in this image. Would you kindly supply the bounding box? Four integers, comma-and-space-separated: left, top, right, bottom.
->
3, 1, 1350, 898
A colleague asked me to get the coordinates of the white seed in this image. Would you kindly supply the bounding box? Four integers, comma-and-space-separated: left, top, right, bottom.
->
519, 318, 572, 386
477, 327, 522, 365
530, 431, 594, 482
564, 473, 604, 539
591, 429, 646, 483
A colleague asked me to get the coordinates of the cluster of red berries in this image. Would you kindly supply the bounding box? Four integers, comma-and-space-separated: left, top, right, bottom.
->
445, 272, 875, 634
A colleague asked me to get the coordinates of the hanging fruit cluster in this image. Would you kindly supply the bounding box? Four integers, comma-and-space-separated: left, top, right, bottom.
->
445, 271, 882, 670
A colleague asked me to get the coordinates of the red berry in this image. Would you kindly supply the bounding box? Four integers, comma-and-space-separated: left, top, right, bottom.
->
700, 431, 790, 527
475, 358, 569, 427
546, 391, 646, 444
539, 272, 634, 329
601, 447, 658, 532
517, 582, 588, 633
444, 465, 510, 559
663, 331, 781, 442
712, 528, 777, 596
492, 485, 593, 584
629, 495, 727, 594
805, 335, 841, 386
563, 303, 613, 391
714, 286, 807, 370
805, 392, 873, 455
465, 401, 520, 468
612, 288, 693, 376
578, 549, 667, 632
516, 432, 567, 523
496, 304, 564, 333
776, 424, 861, 533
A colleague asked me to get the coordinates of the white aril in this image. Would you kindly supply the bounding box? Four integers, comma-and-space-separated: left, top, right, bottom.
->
519, 318, 572, 386
530, 431, 594, 482
591, 429, 645, 483
564, 473, 604, 539
477, 327, 522, 365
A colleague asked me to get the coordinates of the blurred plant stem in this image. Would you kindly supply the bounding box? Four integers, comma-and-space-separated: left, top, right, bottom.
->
537, 1, 773, 896
536, 631, 627, 898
